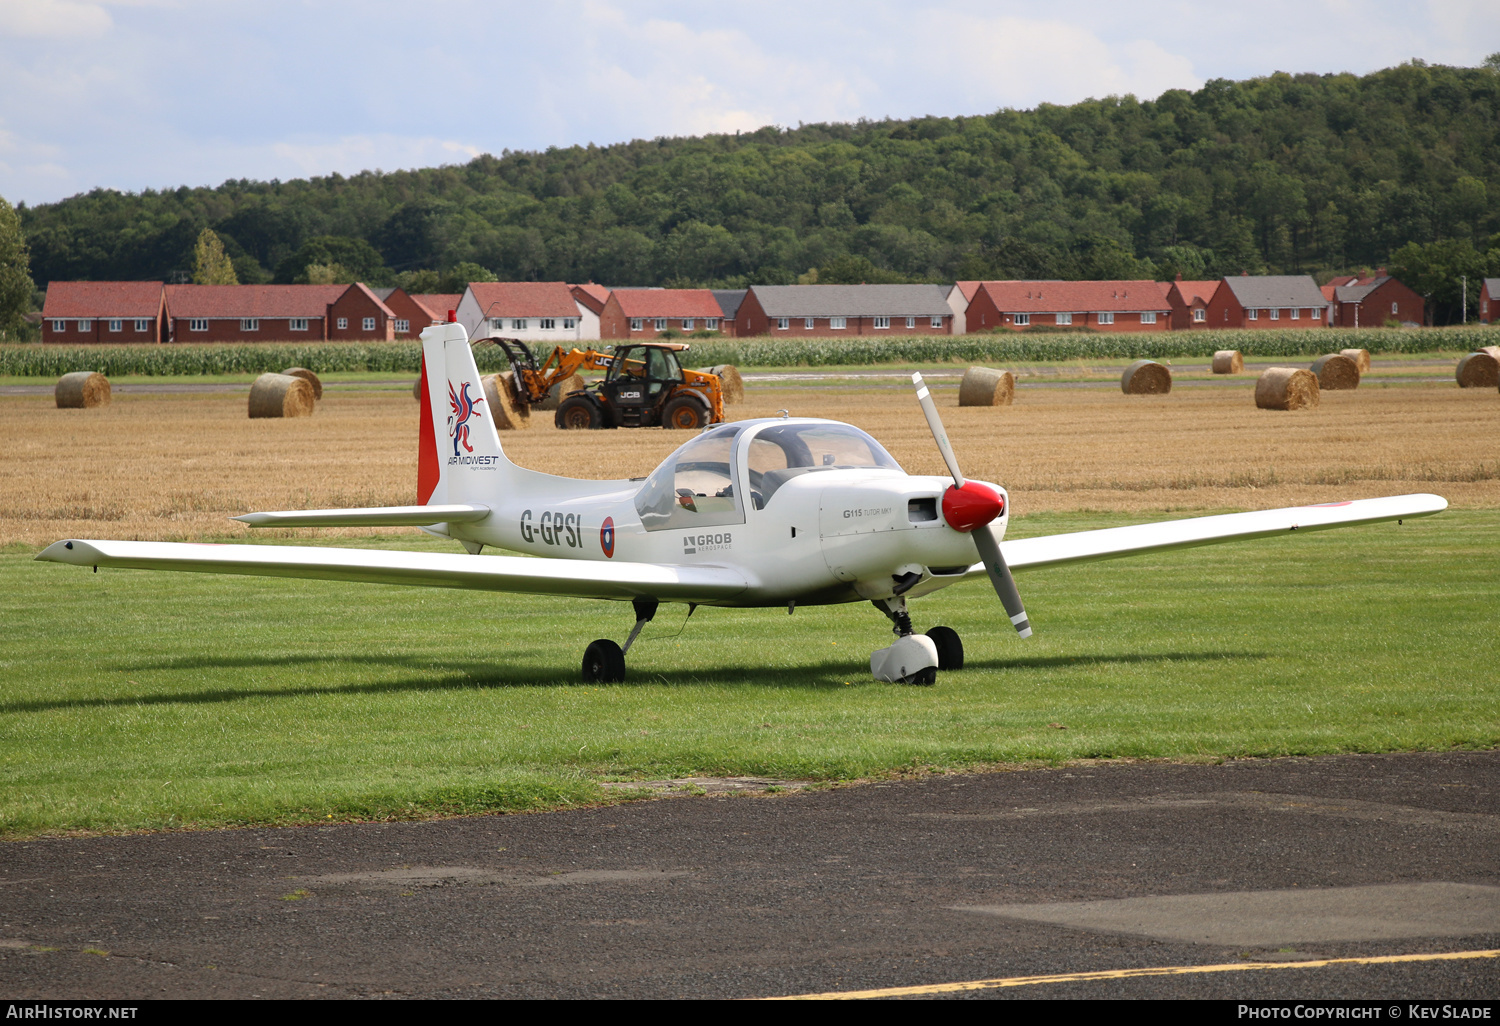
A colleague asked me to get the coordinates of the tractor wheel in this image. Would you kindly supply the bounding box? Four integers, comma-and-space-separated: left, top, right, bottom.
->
556, 395, 603, 430
662, 395, 709, 430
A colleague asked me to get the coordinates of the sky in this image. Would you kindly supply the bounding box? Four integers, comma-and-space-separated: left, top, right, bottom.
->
1, 0, 1497, 207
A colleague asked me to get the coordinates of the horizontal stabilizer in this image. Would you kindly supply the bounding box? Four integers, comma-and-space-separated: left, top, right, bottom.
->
984, 493, 1447, 575
36, 539, 747, 602
233, 504, 491, 528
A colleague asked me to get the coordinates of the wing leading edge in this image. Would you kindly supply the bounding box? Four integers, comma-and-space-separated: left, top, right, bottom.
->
35, 540, 746, 602
981, 492, 1447, 576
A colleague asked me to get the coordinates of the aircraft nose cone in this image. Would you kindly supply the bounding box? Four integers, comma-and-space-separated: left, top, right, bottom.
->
942, 481, 1004, 533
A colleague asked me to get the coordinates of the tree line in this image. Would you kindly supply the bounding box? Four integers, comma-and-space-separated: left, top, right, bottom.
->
7, 56, 1500, 331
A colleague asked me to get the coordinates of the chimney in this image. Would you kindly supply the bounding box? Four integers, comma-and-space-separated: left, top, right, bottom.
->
1375, 267, 1386, 278
1241, 270, 1249, 276
1175, 273, 1183, 281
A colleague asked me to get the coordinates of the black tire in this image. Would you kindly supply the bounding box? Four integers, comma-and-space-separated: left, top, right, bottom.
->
926, 626, 964, 671
582, 639, 625, 683
556, 395, 603, 430
661, 395, 709, 430
905, 666, 937, 686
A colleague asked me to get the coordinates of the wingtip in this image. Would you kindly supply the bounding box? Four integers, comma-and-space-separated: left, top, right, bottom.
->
36, 540, 93, 564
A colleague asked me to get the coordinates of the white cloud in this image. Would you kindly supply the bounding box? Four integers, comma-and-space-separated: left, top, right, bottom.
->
0, 0, 113, 37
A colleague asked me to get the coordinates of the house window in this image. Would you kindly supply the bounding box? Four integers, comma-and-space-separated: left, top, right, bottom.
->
906, 316, 916, 329
290, 318, 309, 332
1013, 313, 1030, 325
1097, 312, 1114, 325
108, 319, 122, 332
512, 319, 527, 331
1270, 308, 1280, 320
337, 317, 348, 329
873, 316, 890, 329
361, 317, 374, 331
931, 316, 942, 328
394, 319, 409, 333
1056, 312, 1072, 325
704, 318, 719, 330
241, 319, 259, 331
1141, 311, 1157, 324
1290, 307, 1299, 320
804, 318, 815, 330
1391, 302, 1398, 315
682, 319, 694, 331
78, 319, 92, 331
830, 317, 847, 329
776, 318, 790, 330
1248, 309, 1258, 320
134, 319, 149, 332
629, 318, 644, 331
190, 319, 208, 332
563, 318, 577, 329
539, 319, 555, 330
653, 318, 666, 331
52, 320, 65, 332
1193, 308, 1206, 322
490, 318, 505, 330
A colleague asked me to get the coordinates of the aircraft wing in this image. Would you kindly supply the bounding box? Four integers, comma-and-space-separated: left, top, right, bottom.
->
35, 540, 747, 602
232, 504, 490, 528
984, 493, 1448, 575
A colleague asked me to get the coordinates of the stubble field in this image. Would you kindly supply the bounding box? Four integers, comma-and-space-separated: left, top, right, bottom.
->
1, 374, 1496, 836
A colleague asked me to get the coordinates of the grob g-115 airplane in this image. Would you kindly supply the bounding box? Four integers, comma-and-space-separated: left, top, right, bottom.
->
39, 318, 1448, 685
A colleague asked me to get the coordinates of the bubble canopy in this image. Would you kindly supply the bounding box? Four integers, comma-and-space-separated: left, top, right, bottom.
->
634, 419, 904, 532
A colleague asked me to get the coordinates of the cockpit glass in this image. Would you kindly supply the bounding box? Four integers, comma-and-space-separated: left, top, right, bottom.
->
634, 424, 745, 532
745, 423, 903, 507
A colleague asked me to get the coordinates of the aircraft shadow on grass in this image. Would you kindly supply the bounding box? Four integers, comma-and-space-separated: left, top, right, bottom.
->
2, 650, 1272, 716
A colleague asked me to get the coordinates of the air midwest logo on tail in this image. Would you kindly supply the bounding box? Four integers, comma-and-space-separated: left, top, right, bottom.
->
447, 381, 500, 467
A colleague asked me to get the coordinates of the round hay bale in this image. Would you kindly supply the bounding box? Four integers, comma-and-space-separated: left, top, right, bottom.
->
1311, 353, 1361, 390
54, 371, 110, 409
1455, 352, 1499, 389
957, 366, 1015, 406
249, 373, 315, 418
701, 364, 743, 404
1480, 346, 1500, 361
537, 373, 585, 411
280, 366, 322, 400
1255, 367, 1320, 411
412, 379, 422, 400
1120, 359, 1172, 395
1211, 350, 1243, 374
482, 371, 531, 430
1339, 348, 1371, 373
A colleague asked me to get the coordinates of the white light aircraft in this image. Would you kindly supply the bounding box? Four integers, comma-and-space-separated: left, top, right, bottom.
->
39, 319, 1448, 685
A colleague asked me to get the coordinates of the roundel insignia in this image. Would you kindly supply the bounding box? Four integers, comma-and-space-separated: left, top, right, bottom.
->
600, 516, 615, 558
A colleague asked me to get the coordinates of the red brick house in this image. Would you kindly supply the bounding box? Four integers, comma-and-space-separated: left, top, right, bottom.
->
328, 283, 397, 341
374, 287, 447, 338
964, 281, 1170, 333
1203, 275, 1329, 329
601, 289, 725, 340
1165, 279, 1220, 330
1482, 279, 1500, 324
164, 284, 345, 342
736, 284, 955, 337
42, 281, 168, 343
1324, 273, 1424, 328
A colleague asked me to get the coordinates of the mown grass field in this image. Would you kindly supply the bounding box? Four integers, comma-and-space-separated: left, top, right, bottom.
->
2, 377, 1496, 837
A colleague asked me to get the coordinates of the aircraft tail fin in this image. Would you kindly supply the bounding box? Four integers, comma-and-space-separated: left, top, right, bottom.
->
418, 319, 514, 507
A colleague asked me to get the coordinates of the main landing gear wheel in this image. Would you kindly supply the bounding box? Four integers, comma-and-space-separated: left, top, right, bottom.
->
582, 639, 625, 682
556, 395, 603, 430
662, 396, 709, 430
925, 626, 964, 670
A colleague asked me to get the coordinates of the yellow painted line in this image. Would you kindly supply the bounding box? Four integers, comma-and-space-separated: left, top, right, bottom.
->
763, 948, 1500, 1000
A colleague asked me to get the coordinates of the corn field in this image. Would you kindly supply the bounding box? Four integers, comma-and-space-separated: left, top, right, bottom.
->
3, 327, 1497, 377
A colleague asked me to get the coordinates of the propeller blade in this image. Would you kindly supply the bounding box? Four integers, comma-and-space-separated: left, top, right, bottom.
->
973, 523, 1032, 638
911, 372, 965, 488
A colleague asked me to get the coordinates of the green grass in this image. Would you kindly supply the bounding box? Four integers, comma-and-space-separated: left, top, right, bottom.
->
1, 510, 1495, 837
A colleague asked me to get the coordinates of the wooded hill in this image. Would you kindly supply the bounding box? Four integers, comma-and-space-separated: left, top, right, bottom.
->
16, 60, 1500, 307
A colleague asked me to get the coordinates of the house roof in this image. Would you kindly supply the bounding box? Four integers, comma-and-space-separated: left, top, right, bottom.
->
1220, 275, 1328, 309
1332, 276, 1393, 304
977, 280, 1170, 314
749, 284, 954, 318
953, 281, 983, 303
711, 289, 747, 319
163, 284, 346, 318
410, 294, 462, 321
1484, 279, 1500, 296
1321, 284, 1338, 303
570, 282, 611, 314
1169, 280, 1219, 307
371, 287, 397, 301
466, 281, 581, 318
43, 281, 164, 318
610, 288, 725, 318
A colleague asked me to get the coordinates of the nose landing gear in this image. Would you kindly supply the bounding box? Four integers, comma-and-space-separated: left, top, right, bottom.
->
868, 596, 963, 685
